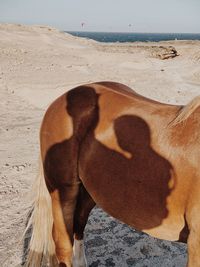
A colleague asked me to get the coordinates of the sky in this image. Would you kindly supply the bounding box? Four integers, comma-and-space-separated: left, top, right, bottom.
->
0, 0, 200, 33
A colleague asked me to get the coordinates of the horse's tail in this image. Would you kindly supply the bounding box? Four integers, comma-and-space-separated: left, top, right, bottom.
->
25, 157, 57, 267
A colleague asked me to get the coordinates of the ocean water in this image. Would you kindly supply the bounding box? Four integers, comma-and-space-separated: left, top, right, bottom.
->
66, 31, 200, 43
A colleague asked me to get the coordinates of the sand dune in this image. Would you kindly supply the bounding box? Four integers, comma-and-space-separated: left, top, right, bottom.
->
0, 23, 200, 266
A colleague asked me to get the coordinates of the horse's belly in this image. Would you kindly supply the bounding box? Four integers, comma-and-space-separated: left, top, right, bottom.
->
79, 137, 185, 242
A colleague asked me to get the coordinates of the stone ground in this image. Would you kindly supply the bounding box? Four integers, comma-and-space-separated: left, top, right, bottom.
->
84, 207, 187, 267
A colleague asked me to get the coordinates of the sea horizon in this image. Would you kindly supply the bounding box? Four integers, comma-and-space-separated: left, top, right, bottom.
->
66, 31, 200, 43
67, 30, 200, 34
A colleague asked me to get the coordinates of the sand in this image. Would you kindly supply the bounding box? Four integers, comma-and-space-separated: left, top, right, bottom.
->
0, 23, 200, 267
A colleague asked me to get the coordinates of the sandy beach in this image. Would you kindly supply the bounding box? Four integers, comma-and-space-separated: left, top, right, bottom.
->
1, 23, 200, 266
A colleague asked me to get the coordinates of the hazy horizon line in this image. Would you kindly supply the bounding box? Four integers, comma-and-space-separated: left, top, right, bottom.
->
66, 30, 200, 35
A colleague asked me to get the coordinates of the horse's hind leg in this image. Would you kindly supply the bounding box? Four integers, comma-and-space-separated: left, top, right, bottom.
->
50, 183, 80, 267
186, 222, 200, 267
72, 185, 96, 267
186, 194, 200, 267
187, 229, 200, 267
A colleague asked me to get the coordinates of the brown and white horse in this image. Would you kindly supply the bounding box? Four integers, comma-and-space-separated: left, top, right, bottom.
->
25, 82, 200, 267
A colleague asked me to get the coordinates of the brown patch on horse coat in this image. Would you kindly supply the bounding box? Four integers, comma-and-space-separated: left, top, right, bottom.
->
43, 86, 99, 191
73, 184, 96, 240
79, 114, 174, 230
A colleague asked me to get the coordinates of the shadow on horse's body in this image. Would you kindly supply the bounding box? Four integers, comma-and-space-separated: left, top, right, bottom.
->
25, 82, 200, 267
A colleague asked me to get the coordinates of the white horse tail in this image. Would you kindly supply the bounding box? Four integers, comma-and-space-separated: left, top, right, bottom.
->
25, 157, 57, 267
